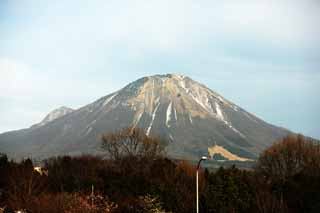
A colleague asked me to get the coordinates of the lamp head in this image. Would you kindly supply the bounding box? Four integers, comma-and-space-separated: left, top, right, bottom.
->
201, 156, 207, 160
197, 156, 208, 169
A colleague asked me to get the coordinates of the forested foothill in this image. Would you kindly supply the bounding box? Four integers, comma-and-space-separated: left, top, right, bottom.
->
0, 129, 319, 213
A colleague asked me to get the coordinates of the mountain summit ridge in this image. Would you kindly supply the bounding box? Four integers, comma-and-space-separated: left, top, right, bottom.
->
0, 74, 290, 160
31, 106, 74, 128
121, 74, 244, 135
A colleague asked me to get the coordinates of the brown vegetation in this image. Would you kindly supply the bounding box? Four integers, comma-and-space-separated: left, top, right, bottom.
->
1, 133, 319, 212
255, 134, 320, 213
101, 127, 166, 160
256, 134, 320, 180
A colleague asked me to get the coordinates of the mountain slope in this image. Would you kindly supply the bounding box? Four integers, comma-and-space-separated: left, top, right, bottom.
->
0, 74, 290, 160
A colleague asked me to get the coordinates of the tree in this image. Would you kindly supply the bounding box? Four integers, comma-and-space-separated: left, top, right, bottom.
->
256, 134, 320, 181
0, 153, 8, 170
44, 155, 105, 192
203, 166, 256, 213
101, 127, 166, 160
5, 159, 47, 210
255, 134, 320, 213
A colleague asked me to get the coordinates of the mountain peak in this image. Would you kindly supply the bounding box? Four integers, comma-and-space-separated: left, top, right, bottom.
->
32, 106, 74, 128
150, 73, 186, 79
96, 74, 247, 139
119, 73, 233, 117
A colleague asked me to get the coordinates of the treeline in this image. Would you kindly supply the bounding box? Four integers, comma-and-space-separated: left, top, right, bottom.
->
0, 130, 320, 212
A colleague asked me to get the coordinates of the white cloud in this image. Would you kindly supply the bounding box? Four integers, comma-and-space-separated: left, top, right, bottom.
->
7, 0, 318, 57
214, 0, 319, 47
86, 0, 319, 50
87, 0, 320, 49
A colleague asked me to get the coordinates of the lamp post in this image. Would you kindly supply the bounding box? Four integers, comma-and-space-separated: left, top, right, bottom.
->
196, 156, 207, 213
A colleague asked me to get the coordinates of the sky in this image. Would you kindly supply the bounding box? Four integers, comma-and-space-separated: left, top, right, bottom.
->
0, 0, 319, 139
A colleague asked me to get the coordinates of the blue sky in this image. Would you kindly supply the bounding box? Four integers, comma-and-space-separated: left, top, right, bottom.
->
0, 0, 319, 139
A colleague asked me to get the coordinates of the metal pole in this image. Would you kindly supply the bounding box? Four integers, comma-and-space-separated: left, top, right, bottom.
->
196, 156, 207, 213
196, 169, 199, 213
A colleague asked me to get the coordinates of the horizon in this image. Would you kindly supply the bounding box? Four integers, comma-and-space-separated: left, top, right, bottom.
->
1, 0, 319, 139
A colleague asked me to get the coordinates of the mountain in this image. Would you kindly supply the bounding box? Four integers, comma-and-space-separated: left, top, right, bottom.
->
0, 74, 290, 160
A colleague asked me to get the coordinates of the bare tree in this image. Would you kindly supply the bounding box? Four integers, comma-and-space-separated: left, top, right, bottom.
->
254, 134, 320, 213
256, 134, 320, 181
101, 127, 166, 160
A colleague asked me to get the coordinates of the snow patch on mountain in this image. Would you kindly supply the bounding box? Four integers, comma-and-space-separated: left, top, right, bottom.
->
243, 111, 258, 123
215, 102, 224, 120
103, 93, 118, 106
228, 123, 246, 138
190, 93, 208, 111
85, 127, 92, 135
85, 119, 96, 129
174, 107, 178, 121
132, 110, 143, 129
151, 79, 155, 101
146, 102, 160, 136
215, 102, 245, 137
216, 95, 239, 112
169, 134, 174, 141
189, 114, 193, 124
166, 102, 172, 128
179, 80, 190, 94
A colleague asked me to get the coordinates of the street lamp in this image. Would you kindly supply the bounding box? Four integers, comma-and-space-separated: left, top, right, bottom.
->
196, 156, 207, 213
